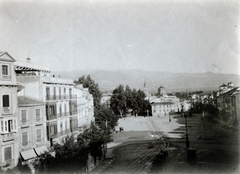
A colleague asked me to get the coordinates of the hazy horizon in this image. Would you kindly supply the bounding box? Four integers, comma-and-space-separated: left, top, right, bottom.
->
1, 0, 239, 75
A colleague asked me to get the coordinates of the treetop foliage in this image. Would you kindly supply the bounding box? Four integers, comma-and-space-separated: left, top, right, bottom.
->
110, 85, 151, 116
74, 75, 102, 108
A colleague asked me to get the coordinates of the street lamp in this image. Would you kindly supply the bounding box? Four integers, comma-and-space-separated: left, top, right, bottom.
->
169, 111, 171, 122
184, 113, 190, 149
181, 104, 184, 117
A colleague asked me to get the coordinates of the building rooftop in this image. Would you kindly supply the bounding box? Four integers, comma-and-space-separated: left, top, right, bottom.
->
0, 52, 15, 62
151, 101, 174, 105
18, 96, 44, 106
14, 60, 50, 73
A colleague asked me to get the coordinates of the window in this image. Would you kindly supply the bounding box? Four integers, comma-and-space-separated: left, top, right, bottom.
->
36, 129, 42, 142
59, 105, 62, 117
3, 95, 9, 107
22, 132, 28, 146
21, 110, 28, 126
4, 147, 12, 165
2, 65, 8, 75
64, 88, 66, 98
53, 87, 56, 99
46, 87, 50, 100
59, 87, 61, 99
69, 88, 72, 98
8, 120, 13, 132
1, 120, 3, 132
36, 109, 41, 122
49, 125, 57, 135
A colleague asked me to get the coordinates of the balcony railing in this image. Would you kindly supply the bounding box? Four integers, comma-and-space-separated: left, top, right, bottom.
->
57, 129, 71, 137
1, 132, 15, 142
2, 107, 12, 115
35, 118, 43, 124
46, 114, 57, 120
57, 113, 62, 118
70, 110, 77, 116
71, 127, 78, 132
69, 95, 77, 99
0, 159, 14, 168
2, 75, 11, 80
46, 95, 70, 101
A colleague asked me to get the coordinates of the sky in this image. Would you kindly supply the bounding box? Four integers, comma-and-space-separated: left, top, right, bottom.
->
0, 0, 239, 74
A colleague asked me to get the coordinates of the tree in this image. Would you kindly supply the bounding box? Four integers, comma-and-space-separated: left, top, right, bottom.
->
80, 123, 111, 165
74, 75, 102, 109
110, 85, 149, 117
95, 104, 118, 131
33, 135, 89, 173
110, 85, 127, 117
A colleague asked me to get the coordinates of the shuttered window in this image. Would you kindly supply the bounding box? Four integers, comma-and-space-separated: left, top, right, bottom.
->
50, 125, 57, 135
22, 132, 28, 146
1, 120, 4, 132
36, 109, 41, 122
5, 121, 7, 131
2, 65, 8, 75
14, 119, 16, 130
4, 147, 12, 161
21, 110, 27, 125
36, 129, 41, 142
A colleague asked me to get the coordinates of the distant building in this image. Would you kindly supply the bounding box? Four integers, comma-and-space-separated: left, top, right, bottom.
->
158, 86, 166, 97
150, 92, 180, 117
101, 92, 112, 108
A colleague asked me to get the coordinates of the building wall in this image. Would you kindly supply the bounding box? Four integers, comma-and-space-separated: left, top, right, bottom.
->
0, 57, 19, 169
236, 90, 240, 121
151, 103, 176, 117
18, 105, 46, 151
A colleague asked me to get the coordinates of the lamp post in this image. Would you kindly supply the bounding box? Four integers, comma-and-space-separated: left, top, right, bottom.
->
169, 111, 171, 122
181, 104, 184, 117
184, 113, 190, 149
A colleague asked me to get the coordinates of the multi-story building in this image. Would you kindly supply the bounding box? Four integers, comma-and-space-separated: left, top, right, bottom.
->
74, 85, 94, 134
15, 59, 93, 146
18, 96, 47, 165
0, 52, 18, 170
150, 93, 180, 117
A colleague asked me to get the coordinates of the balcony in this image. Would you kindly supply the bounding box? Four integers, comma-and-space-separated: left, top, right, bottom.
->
70, 110, 77, 116
1, 107, 12, 115
35, 118, 43, 125
46, 95, 69, 101
46, 114, 57, 120
71, 126, 78, 132
1, 132, 15, 142
0, 159, 14, 168
69, 95, 77, 99
57, 113, 62, 118
2, 75, 11, 80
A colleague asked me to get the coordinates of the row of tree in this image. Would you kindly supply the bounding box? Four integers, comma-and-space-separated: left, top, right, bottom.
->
33, 123, 111, 173
110, 85, 151, 117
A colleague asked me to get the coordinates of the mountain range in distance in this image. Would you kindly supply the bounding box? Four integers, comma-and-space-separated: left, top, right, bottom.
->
52, 69, 240, 93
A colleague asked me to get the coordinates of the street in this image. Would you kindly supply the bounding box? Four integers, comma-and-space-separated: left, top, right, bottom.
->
91, 114, 239, 174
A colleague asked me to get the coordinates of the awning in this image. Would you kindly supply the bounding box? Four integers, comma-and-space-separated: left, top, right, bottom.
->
20, 149, 37, 160
34, 146, 48, 156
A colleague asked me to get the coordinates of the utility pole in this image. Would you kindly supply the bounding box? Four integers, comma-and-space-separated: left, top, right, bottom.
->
184, 113, 190, 149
